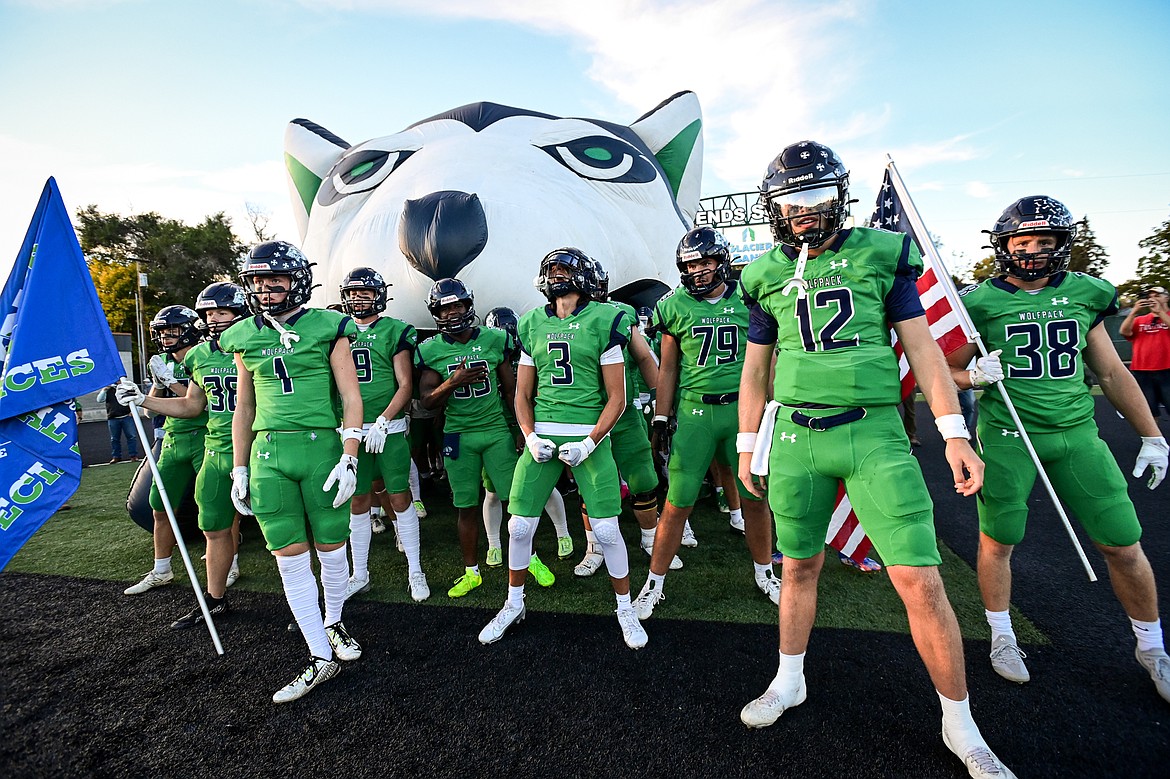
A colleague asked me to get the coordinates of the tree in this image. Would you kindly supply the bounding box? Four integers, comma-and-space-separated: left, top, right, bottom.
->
1068, 216, 1109, 277
970, 254, 997, 283
1135, 214, 1170, 291
78, 207, 246, 368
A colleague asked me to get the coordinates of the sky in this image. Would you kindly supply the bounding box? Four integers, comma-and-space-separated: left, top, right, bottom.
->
1, 0, 1168, 285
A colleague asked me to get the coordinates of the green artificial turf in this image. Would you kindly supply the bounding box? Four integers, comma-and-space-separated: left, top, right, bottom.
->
6, 461, 1045, 642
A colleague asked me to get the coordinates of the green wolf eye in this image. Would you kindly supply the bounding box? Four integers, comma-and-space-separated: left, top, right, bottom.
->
540, 135, 656, 184
318, 148, 417, 206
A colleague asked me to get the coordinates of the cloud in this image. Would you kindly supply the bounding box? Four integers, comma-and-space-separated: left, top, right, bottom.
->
965, 181, 993, 198
310, 0, 867, 191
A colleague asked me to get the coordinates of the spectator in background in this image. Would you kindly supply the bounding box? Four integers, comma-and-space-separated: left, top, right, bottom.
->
96, 383, 140, 464
1121, 286, 1170, 420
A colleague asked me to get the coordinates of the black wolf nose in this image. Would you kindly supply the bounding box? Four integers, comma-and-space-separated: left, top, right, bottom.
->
398, 191, 488, 281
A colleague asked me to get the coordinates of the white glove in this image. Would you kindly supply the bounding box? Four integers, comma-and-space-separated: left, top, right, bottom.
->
230, 466, 254, 516
364, 416, 391, 454
148, 354, 177, 389
324, 453, 359, 508
525, 431, 557, 463
558, 437, 597, 467
969, 349, 1004, 387
1133, 436, 1169, 490
115, 377, 145, 406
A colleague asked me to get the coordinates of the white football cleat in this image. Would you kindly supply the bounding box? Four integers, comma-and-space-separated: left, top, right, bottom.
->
272, 656, 341, 704
123, 570, 174, 596
408, 571, 430, 602
942, 724, 1017, 779
989, 635, 1030, 683
755, 571, 781, 605
633, 580, 665, 620
574, 549, 605, 577
343, 573, 372, 602
479, 601, 526, 644
680, 519, 698, 547
740, 676, 807, 728
324, 621, 362, 662
617, 606, 648, 650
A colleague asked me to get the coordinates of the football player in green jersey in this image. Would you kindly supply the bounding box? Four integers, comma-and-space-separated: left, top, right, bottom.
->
123, 305, 209, 598
947, 195, 1170, 700
117, 283, 249, 628
580, 259, 678, 576
221, 241, 364, 704
338, 267, 429, 603
737, 142, 1013, 779
633, 227, 780, 621
478, 248, 647, 650
418, 279, 523, 598
478, 305, 573, 578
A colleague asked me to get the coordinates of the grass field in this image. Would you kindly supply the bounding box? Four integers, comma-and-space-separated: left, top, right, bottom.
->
7, 460, 1044, 641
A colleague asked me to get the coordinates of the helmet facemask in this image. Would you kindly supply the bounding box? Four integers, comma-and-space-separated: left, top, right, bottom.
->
762, 181, 849, 249
986, 196, 1077, 282
535, 248, 597, 302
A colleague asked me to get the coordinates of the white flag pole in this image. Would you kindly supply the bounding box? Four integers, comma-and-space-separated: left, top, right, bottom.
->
126, 391, 226, 653
885, 157, 1097, 582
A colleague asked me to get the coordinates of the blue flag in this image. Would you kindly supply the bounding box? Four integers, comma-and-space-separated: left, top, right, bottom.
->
0, 178, 125, 570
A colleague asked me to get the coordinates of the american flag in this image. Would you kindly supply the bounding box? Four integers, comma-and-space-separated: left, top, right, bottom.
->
826, 166, 970, 565
869, 166, 969, 396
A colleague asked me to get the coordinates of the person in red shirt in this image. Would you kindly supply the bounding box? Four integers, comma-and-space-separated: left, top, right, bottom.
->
1121, 286, 1170, 419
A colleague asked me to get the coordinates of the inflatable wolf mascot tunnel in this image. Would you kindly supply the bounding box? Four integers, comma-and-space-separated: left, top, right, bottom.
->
127, 91, 704, 530
285, 90, 704, 323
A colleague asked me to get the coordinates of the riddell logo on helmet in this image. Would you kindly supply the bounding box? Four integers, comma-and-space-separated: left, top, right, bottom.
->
679, 250, 703, 261
250, 263, 272, 271
1018, 220, 1051, 229
787, 173, 815, 184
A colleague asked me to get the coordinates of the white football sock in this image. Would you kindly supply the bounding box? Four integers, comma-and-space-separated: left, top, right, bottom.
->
153, 557, 172, 576
483, 491, 503, 548
1132, 617, 1164, 652
318, 546, 349, 627
754, 561, 774, 581
640, 527, 656, 548
616, 592, 632, 609
277, 551, 331, 660
729, 508, 743, 525
984, 609, 1015, 642
770, 650, 805, 691
507, 584, 525, 608
395, 502, 422, 575
545, 488, 569, 538
938, 691, 983, 747
348, 511, 372, 580
408, 458, 421, 501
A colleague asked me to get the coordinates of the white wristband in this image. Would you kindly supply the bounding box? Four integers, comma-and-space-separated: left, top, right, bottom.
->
736, 432, 758, 453
341, 427, 364, 442
652, 415, 669, 425
934, 413, 970, 440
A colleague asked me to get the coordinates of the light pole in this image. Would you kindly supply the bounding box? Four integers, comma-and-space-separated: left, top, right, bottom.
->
132, 257, 148, 384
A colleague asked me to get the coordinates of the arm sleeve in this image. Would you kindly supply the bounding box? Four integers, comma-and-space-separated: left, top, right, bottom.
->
600, 344, 624, 365
885, 236, 927, 322
747, 303, 779, 345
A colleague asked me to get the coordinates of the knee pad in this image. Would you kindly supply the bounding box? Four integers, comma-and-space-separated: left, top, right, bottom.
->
508, 515, 537, 543
631, 491, 658, 513
591, 516, 621, 546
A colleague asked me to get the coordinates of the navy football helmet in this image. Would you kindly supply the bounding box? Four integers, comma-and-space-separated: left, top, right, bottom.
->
986, 195, 1077, 281
484, 306, 519, 340
150, 305, 202, 353
675, 226, 732, 297
239, 241, 315, 315
426, 278, 477, 335
194, 282, 248, 335
535, 247, 599, 301
340, 266, 390, 319
760, 140, 851, 248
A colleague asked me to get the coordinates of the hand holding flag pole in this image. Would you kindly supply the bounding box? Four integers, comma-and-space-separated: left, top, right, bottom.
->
123, 385, 225, 654
883, 157, 1096, 581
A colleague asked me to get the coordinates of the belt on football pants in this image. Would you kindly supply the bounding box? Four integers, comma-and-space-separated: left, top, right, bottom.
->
789, 407, 866, 431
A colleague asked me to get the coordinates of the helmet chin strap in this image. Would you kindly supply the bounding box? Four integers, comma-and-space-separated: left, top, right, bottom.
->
781, 243, 811, 299
263, 311, 301, 349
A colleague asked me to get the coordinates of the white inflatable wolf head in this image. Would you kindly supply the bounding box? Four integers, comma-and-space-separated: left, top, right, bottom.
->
283, 91, 703, 327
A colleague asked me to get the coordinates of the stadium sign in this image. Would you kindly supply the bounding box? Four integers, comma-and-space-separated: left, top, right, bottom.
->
695, 192, 774, 266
